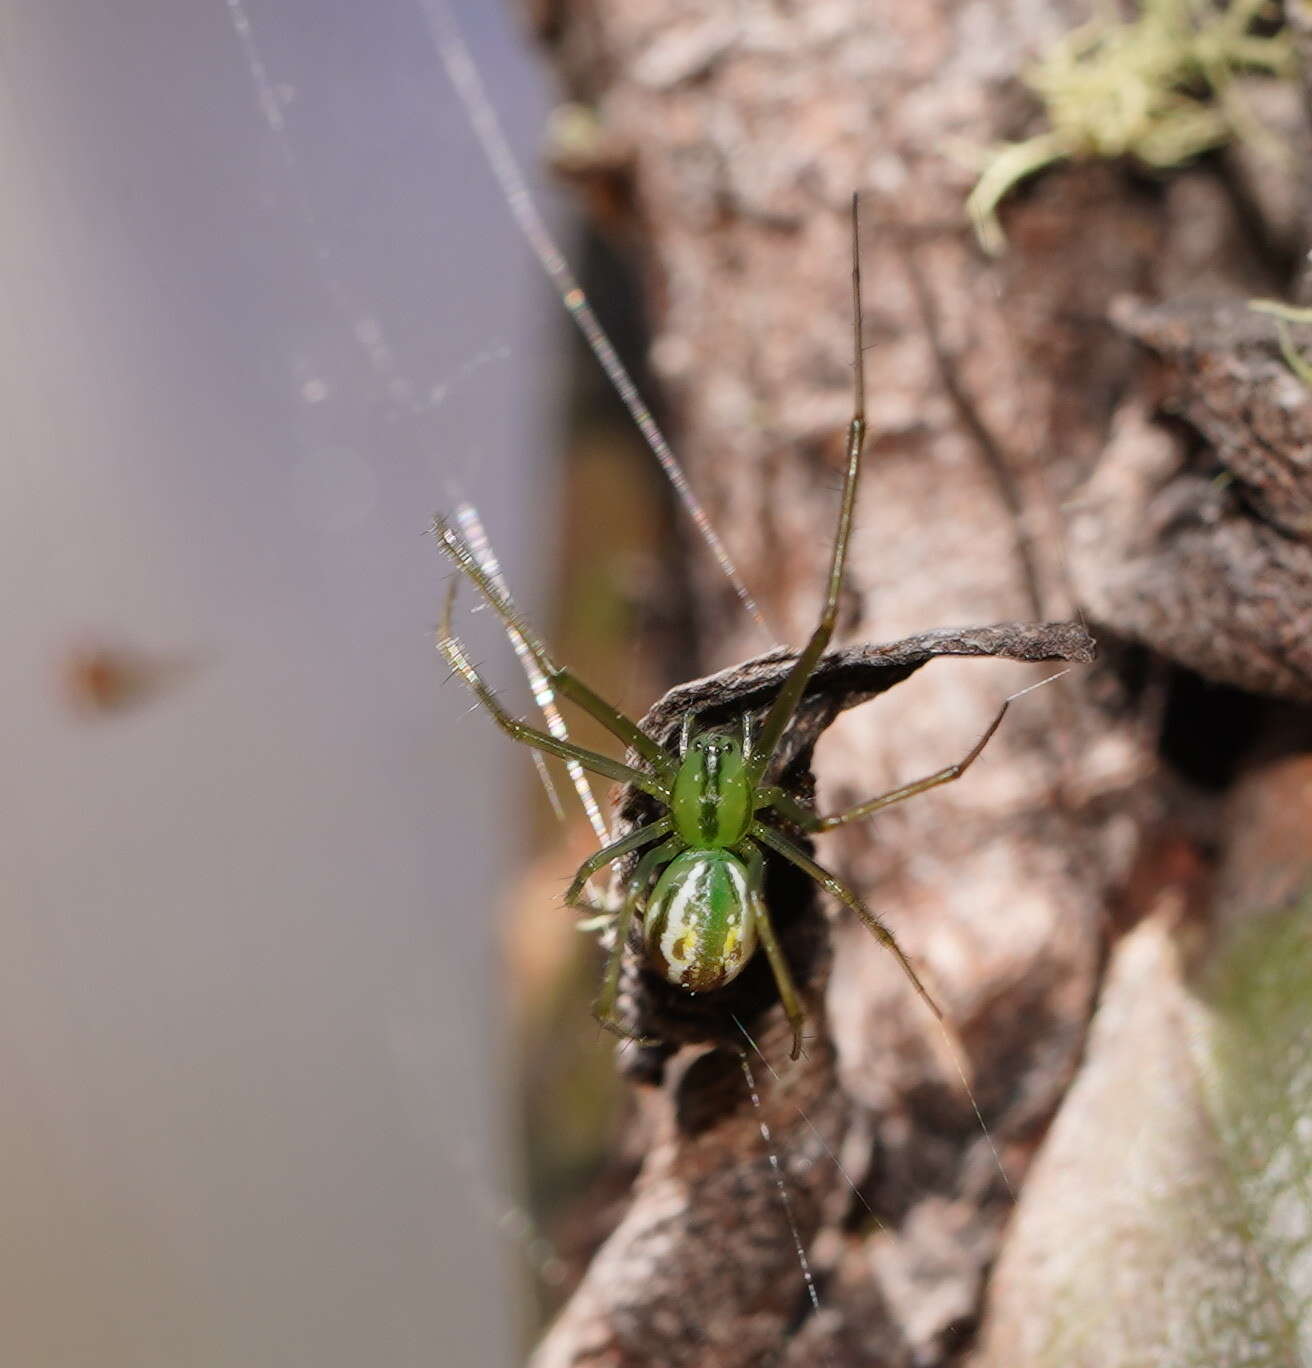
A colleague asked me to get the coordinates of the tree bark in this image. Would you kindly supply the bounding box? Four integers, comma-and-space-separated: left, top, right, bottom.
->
527, 3, 1312, 1364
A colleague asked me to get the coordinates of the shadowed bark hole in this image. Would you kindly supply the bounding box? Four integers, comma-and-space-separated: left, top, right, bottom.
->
1158, 665, 1265, 791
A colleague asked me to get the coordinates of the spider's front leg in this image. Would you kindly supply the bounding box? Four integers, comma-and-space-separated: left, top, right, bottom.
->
436, 580, 670, 799
435, 516, 675, 774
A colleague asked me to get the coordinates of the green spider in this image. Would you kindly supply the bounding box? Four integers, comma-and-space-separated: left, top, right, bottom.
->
434, 199, 1010, 1059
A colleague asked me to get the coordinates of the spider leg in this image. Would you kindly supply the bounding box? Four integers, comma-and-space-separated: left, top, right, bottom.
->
812, 697, 1010, 829
739, 838, 807, 1060
755, 695, 1010, 831
593, 835, 683, 1036
563, 817, 674, 906
435, 516, 673, 776
746, 195, 867, 789
438, 581, 669, 799
750, 820, 943, 1021
753, 785, 819, 828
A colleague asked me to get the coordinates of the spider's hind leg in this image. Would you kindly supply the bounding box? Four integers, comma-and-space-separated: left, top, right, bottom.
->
593, 835, 681, 1039
751, 820, 944, 1022
740, 839, 808, 1061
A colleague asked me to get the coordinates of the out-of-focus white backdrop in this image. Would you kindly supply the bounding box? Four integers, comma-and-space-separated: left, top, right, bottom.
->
0, 2, 556, 1363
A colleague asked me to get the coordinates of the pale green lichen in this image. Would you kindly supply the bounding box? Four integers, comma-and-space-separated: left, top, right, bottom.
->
968, 0, 1295, 254
1249, 299, 1312, 387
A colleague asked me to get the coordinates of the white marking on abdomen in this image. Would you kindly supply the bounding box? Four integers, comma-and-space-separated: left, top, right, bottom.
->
658, 857, 748, 986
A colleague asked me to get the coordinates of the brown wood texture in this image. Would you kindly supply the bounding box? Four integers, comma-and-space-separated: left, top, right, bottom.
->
526, 3, 1312, 1364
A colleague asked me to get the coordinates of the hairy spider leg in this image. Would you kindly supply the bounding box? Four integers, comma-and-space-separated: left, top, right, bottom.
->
434, 516, 674, 775
594, 835, 683, 1034
563, 816, 674, 906
756, 696, 1012, 832
745, 198, 867, 789
739, 839, 807, 1059
438, 581, 670, 800
750, 821, 944, 1021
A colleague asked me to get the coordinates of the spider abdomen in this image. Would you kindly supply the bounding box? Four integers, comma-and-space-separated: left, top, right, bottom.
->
643, 849, 760, 993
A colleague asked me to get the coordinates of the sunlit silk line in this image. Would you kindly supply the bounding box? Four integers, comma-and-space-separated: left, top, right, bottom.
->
732, 1016, 879, 1227
739, 1053, 822, 1320
532, 738, 569, 824
223, 0, 409, 396
452, 505, 567, 826
384, 1019, 571, 1292
422, 0, 772, 642
223, 0, 285, 133
1007, 666, 1072, 706
454, 503, 611, 846
448, 1137, 569, 1291
932, 1013, 1013, 1200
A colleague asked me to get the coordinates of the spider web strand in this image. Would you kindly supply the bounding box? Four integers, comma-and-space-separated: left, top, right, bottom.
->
423, 0, 772, 641
739, 1052, 823, 1321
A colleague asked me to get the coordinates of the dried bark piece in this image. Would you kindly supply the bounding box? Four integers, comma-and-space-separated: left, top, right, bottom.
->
629, 621, 1097, 769
1069, 298, 1312, 702
1114, 295, 1312, 537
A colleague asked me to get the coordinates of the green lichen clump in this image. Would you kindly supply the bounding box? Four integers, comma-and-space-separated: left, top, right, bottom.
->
968, 0, 1295, 254
1249, 300, 1312, 386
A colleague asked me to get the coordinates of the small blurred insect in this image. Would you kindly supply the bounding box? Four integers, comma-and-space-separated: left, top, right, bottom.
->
62, 639, 201, 719
435, 197, 1016, 1060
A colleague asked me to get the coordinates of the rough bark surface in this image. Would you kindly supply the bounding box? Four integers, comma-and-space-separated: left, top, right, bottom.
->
526, 2, 1312, 1365
1068, 297, 1312, 701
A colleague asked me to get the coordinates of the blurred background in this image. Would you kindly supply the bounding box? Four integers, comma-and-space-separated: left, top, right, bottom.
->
0, 1, 644, 1361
